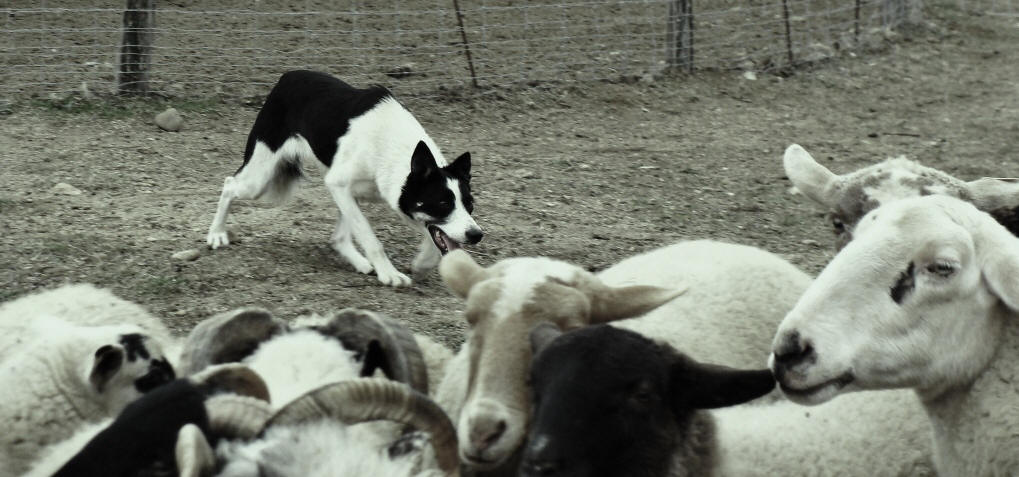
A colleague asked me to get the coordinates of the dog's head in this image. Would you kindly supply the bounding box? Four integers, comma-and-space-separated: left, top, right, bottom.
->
399, 140, 483, 254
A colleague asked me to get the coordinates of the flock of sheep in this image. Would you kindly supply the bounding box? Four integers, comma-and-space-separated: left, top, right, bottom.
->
3, 143, 1019, 476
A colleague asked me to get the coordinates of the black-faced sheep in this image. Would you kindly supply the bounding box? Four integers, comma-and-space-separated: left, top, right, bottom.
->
522, 324, 935, 476
521, 323, 774, 477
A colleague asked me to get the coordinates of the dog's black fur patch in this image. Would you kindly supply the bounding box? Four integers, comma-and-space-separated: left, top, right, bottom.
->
397, 141, 473, 219
241, 70, 393, 170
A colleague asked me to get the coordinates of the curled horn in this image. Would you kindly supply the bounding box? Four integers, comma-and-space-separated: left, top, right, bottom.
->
205, 393, 274, 439
314, 308, 429, 394
189, 363, 271, 402
179, 307, 288, 375
264, 378, 460, 476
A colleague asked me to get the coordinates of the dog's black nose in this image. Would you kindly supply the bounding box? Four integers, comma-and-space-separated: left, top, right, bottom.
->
465, 229, 484, 245
773, 331, 815, 370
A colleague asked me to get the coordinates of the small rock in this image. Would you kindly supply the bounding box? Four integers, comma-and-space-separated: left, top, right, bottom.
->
742, 71, 758, 81
639, 73, 655, 84
52, 182, 82, 195
386, 63, 415, 79
801, 239, 820, 247
155, 107, 183, 132
172, 249, 201, 261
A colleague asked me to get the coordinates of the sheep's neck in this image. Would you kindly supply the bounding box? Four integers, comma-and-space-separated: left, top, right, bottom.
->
668, 410, 716, 477
920, 310, 1019, 477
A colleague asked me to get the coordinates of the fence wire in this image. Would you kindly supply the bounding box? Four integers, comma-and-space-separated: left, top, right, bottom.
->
1, 1, 922, 100
956, 0, 1019, 15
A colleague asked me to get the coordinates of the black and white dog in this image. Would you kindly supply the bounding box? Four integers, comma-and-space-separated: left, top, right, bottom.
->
206, 70, 482, 286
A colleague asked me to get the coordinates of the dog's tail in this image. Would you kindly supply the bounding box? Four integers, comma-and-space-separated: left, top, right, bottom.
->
259, 157, 305, 205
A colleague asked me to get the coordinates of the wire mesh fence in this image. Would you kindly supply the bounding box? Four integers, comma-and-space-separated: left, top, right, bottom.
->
1, 0, 923, 100
956, 0, 1019, 15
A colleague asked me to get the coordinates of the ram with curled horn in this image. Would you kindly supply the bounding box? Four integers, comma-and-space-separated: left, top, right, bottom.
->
178, 307, 452, 405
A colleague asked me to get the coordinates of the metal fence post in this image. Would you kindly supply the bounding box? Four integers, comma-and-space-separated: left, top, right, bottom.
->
118, 0, 155, 95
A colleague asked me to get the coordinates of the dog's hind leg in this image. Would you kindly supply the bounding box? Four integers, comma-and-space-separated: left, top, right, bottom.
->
331, 215, 373, 274
206, 141, 292, 249
324, 168, 411, 287
411, 233, 441, 275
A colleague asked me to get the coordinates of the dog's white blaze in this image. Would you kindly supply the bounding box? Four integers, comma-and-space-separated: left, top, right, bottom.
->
438, 177, 480, 243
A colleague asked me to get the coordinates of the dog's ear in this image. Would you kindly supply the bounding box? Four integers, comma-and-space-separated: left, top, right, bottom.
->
410, 141, 439, 179
446, 152, 472, 182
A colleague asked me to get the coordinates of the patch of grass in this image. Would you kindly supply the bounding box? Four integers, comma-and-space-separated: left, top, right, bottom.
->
138, 274, 191, 297
26, 95, 227, 119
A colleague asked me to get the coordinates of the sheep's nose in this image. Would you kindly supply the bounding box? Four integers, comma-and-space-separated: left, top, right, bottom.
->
773, 331, 815, 371
465, 228, 484, 245
469, 418, 506, 451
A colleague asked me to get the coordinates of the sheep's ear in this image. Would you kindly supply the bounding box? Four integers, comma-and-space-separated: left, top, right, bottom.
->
360, 339, 391, 379
784, 144, 840, 208
529, 322, 563, 357
178, 308, 286, 376
670, 357, 775, 410
89, 344, 125, 393
975, 213, 1019, 312
966, 177, 1019, 212
439, 249, 490, 298
588, 284, 685, 324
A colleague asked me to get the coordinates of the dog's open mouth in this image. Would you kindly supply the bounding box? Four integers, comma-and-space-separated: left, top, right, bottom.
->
428, 225, 462, 255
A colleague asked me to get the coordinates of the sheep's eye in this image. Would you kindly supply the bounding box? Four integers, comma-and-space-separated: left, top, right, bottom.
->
926, 261, 956, 277
831, 216, 846, 233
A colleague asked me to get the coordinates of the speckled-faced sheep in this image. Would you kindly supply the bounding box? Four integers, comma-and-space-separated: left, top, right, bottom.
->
434, 240, 812, 473
522, 323, 935, 477
783, 143, 1019, 248
177, 307, 450, 404
772, 194, 1019, 476
0, 285, 178, 477
0, 316, 176, 477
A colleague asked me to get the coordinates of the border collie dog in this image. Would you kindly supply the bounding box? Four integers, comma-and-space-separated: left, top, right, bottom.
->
206, 70, 482, 287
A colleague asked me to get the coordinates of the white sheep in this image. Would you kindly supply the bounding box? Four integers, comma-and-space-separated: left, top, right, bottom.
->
771, 194, 1019, 476
434, 240, 812, 473
783, 143, 1019, 248
0, 316, 175, 477
0, 283, 175, 363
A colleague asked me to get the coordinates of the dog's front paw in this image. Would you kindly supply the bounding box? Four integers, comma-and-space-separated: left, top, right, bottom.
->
376, 267, 412, 287
207, 230, 230, 249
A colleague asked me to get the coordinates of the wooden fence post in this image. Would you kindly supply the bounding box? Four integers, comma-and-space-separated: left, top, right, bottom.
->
666, 0, 693, 72
118, 0, 156, 95
782, 0, 794, 66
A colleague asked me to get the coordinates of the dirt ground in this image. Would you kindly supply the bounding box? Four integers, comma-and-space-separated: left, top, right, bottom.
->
1, 5, 1018, 348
